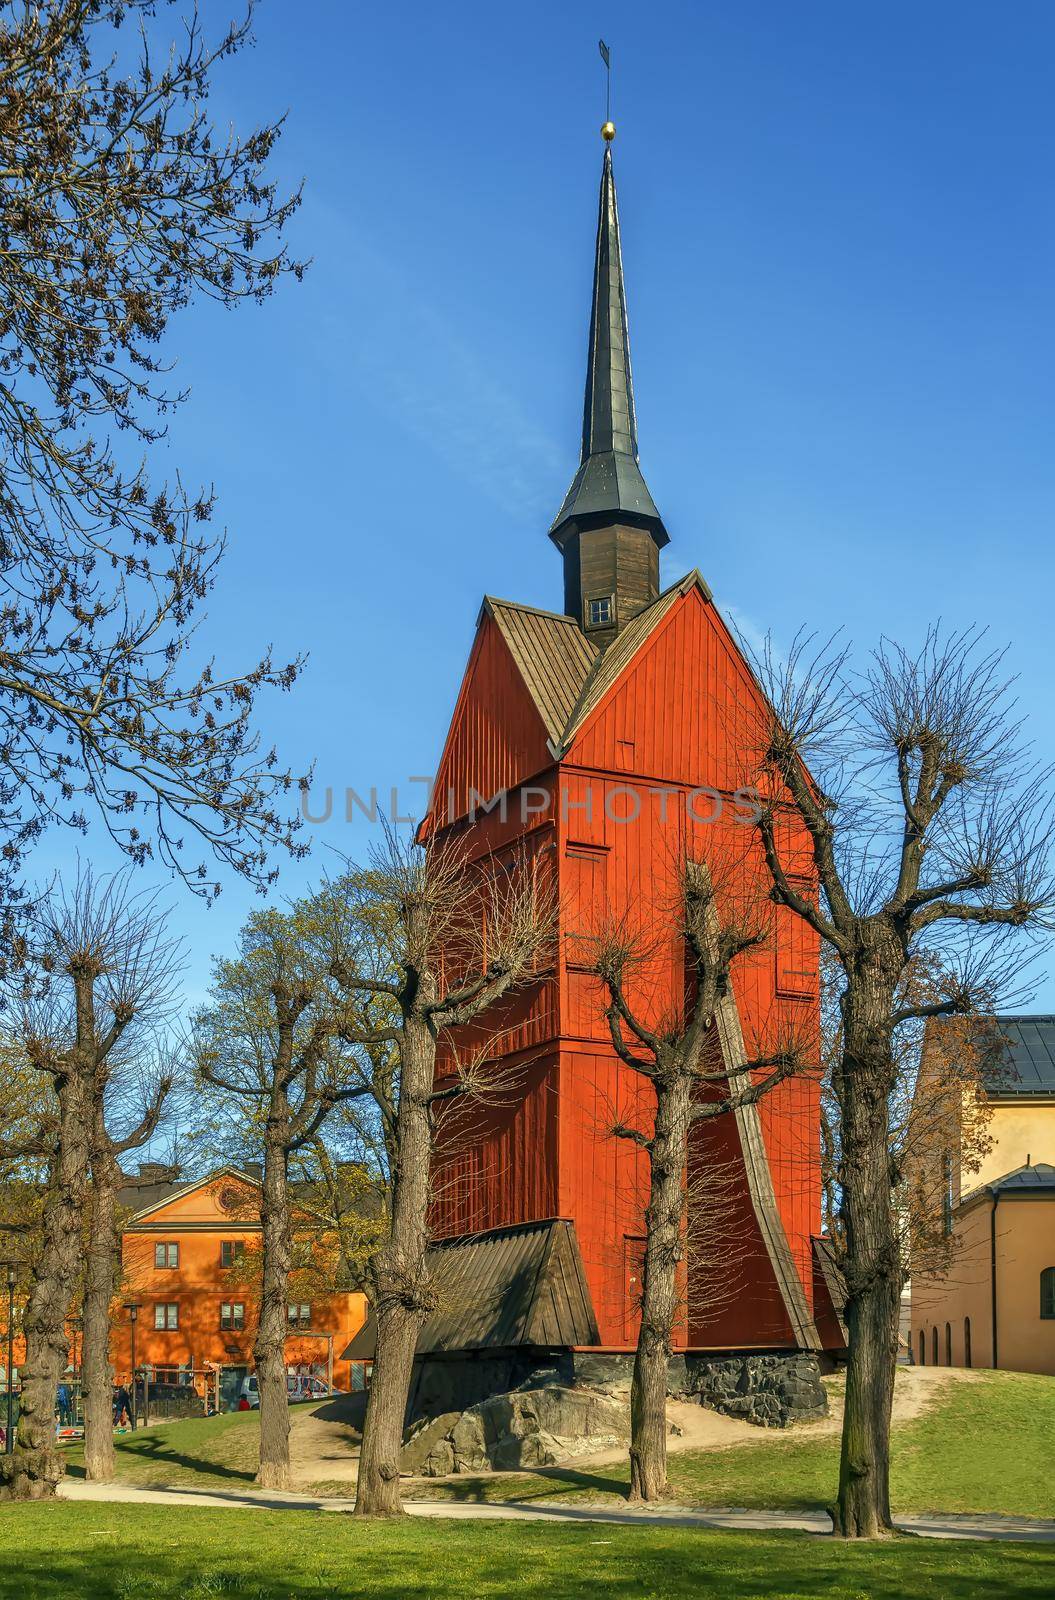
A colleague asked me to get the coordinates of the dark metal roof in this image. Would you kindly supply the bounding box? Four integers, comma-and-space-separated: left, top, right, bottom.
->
987, 1162, 1055, 1193
981, 1016, 1055, 1095
341, 1218, 600, 1361
550, 147, 667, 549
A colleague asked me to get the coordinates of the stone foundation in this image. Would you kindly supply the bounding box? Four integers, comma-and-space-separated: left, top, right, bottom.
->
405, 1347, 827, 1456
571, 1350, 828, 1428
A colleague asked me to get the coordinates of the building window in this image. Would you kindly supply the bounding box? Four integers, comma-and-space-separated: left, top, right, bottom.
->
942, 1153, 953, 1237
220, 1240, 245, 1269
287, 1303, 312, 1329
220, 1302, 245, 1332
153, 1303, 179, 1331
154, 1242, 179, 1270
945, 1322, 952, 1366
932, 1325, 939, 1366
585, 595, 613, 629
1041, 1267, 1055, 1320
964, 1317, 972, 1368
918, 1330, 925, 1366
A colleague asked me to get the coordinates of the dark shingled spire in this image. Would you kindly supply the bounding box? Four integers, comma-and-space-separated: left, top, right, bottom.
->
550, 146, 668, 550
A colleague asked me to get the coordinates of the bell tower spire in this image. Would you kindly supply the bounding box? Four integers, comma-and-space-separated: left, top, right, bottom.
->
550, 123, 668, 645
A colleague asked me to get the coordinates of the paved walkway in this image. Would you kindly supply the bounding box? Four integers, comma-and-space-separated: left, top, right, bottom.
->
58, 1479, 1055, 1542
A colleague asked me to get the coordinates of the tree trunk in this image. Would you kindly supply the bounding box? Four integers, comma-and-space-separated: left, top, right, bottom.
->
0, 1066, 91, 1501
354, 1014, 435, 1518
629, 1073, 691, 1503
255, 1123, 293, 1491
82, 1144, 120, 1482
833, 997, 901, 1539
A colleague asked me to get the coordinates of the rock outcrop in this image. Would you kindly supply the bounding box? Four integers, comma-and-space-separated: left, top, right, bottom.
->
403, 1384, 629, 1476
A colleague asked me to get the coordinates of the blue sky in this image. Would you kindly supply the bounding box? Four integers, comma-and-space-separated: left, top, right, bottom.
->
39, 0, 1055, 1012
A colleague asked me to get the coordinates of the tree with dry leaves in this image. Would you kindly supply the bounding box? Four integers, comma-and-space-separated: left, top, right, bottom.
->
750, 625, 1054, 1538
0, 0, 308, 910
328, 831, 556, 1519
594, 858, 810, 1502
192, 904, 376, 1491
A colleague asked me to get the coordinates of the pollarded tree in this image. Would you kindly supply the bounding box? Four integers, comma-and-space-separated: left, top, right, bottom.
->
0, 0, 308, 907
193, 905, 374, 1491
0, 871, 180, 1499
328, 831, 556, 1519
751, 625, 1054, 1538
594, 858, 811, 1503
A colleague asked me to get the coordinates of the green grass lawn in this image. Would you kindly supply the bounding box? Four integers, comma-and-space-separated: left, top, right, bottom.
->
411, 1370, 1055, 1522
63, 1407, 264, 1488
0, 1504, 1051, 1600
63, 1370, 1055, 1525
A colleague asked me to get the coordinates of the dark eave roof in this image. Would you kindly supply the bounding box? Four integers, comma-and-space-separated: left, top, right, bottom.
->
341, 1217, 599, 1361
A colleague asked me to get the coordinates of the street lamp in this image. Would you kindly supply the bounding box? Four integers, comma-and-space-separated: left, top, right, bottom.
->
123, 1303, 141, 1430
3, 1265, 14, 1454
68, 1316, 82, 1429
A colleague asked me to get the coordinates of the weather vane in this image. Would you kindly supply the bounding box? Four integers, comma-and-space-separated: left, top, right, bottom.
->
599, 39, 615, 142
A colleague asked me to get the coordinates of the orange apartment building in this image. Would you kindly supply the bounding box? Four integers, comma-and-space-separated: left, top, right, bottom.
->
111, 1165, 368, 1403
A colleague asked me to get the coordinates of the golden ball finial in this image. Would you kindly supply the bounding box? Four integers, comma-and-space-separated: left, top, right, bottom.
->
601, 121, 616, 143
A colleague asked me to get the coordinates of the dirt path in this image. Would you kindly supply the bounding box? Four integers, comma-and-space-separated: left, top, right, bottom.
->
290, 1395, 363, 1488
287, 1364, 971, 1487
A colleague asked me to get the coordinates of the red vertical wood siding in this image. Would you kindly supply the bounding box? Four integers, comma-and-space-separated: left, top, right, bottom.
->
429, 584, 822, 1350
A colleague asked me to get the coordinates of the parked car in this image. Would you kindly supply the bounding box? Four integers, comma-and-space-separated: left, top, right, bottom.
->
237, 1374, 259, 1409
286, 1376, 338, 1402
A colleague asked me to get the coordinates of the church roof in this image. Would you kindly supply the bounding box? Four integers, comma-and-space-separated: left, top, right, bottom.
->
484, 598, 598, 745
340, 1217, 600, 1360
484, 571, 710, 757
550, 145, 667, 549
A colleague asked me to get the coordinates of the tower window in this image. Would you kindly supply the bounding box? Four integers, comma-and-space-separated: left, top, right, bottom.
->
586, 595, 614, 629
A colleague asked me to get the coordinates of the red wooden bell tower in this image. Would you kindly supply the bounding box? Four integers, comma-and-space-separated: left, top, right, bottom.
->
424, 134, 834, 1356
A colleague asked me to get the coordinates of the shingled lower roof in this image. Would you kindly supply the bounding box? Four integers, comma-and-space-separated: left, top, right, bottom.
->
483, 571, 710, 758
341, 1217, 600, 1361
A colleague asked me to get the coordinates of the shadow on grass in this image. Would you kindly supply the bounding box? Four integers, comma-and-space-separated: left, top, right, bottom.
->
0, 1530, 1052, 1600
63, 1426, 255, 1486
417, 1462, 630, 1503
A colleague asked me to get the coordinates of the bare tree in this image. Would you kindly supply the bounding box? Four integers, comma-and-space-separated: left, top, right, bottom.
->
82, 963, 182, 1485
818, 948, 999, 1293
0, 871, 178, 1498
750, 625, 1054, 1537
0, 0, 308, 909
329, 831, 556, 1518
193, 906, 371, 1491
594, 859, 809, 1502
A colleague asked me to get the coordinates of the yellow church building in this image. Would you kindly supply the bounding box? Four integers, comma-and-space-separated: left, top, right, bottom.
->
910, 1015, 1055, 1375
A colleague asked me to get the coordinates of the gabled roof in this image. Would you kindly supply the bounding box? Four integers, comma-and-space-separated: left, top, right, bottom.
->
341, 1217, 600, 1360
123, 1164, 262, 1224
482, 570, 710, 761
559, 571, 710, 751
483, 598, 598, 746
